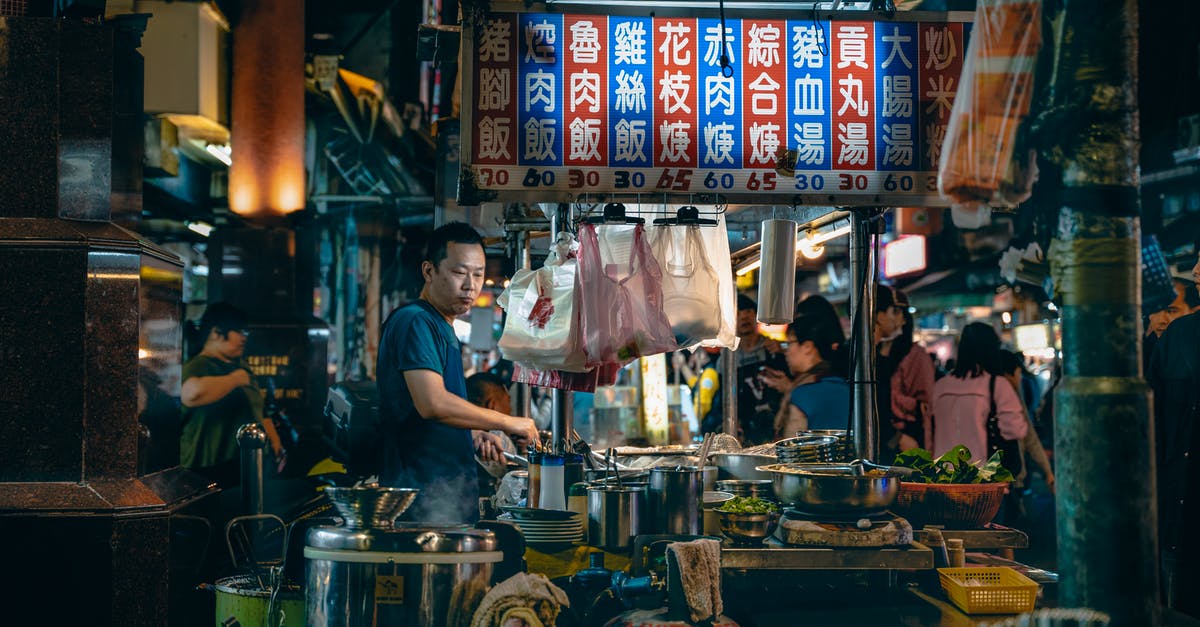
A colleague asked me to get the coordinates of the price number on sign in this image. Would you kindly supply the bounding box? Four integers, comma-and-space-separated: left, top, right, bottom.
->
794, 174, 826, 191
613, 171, 646, 189
883, 174, 914, 192
656, 169, 693, 191
477, 168, 510, 186
703, 172, 735, 190
567, 169, 601, 188
522, 168, 556, 188
746, 172, 776, 191
838, 174, 869, 191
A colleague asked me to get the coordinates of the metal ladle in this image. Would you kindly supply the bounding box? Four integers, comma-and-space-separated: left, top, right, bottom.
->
849, 458, 916, 478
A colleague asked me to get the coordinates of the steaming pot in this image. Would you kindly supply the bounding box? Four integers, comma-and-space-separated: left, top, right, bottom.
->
305, 524, 504, 626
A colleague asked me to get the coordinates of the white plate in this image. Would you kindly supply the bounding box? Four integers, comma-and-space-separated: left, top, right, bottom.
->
514, 522, 583, 530
522, 531, 583, 539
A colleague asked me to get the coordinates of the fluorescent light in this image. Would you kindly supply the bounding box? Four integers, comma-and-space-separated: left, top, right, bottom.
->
737, 220, 852, 273
205, 143, 232, 166
186, 221, 214, 237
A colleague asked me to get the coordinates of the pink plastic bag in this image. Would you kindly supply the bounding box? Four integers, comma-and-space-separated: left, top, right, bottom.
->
576, 223, 678, 367
511, 362, 619, 393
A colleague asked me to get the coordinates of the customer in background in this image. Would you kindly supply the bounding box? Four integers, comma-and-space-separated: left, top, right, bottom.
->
673, 347, 722, 435
999, 350, 1055, 523
465, 373, 519, 494
1148, 242, 1200, 617
1144, 278, 1194, 372
775, 312, 851, 437
377, 222, 538, 523
876, 287, 936, 452
930, 322, 1027, 471
180, 302, 281, 488
723, 294, 785, 445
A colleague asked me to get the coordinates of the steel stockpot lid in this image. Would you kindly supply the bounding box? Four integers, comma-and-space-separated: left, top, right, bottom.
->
306, 523, 499, 554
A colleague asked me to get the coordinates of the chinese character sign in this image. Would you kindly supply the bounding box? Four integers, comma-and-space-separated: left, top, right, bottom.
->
467, 11, 970, 202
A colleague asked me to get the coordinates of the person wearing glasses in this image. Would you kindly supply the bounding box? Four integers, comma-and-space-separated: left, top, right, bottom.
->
180, 302, 279, 488
775, 312, 851, 437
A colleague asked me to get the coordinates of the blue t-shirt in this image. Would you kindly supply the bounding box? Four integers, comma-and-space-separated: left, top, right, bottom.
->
789, 376, 851, 431
377, 300, 478, 523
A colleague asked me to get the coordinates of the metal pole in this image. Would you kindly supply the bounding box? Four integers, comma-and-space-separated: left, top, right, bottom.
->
848, 211, 877, 462
237, 423, 268, 515
550, 204, 573, 451
514, 230, 533, 418
1044, 1, 1158, 622
721, 347, 738, 438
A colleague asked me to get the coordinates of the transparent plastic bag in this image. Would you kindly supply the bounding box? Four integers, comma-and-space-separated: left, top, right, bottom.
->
938, 0, 1042, 208
497, 233, 589, 372
648, 224, 722, 348
695, 214, 739, 351
511, 362, 619, 393
577, 223, 678, 367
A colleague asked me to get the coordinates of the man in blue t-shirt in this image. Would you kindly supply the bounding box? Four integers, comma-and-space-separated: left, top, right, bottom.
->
377, 223, 538, 523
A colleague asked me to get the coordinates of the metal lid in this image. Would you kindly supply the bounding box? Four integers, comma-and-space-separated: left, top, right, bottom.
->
305, 523, 498, 553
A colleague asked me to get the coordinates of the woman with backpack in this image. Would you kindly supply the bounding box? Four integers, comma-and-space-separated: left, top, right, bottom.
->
930, 322, 1028, 474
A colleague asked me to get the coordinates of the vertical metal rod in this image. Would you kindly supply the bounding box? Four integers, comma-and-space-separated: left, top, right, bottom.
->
849, 211, 878, 461
514, 230, 533, 418
550, 204, 573, 451
721, 347, 738, 438
237, 423, 268, 515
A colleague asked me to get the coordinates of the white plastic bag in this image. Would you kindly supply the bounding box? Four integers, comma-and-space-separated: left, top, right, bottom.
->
695, 214, 738, 350
648, 224, 722, 348
497, 233, 589, 372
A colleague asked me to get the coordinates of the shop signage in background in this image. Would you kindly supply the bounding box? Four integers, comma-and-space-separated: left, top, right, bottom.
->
463, 10, 971, 205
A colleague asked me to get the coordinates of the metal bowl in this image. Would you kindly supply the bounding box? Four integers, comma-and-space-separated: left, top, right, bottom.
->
716, 510, 781, 545
324, 486, 420, 529
756, 463, 900, 516
714, 479, 775, 500
709, 453, 776, 480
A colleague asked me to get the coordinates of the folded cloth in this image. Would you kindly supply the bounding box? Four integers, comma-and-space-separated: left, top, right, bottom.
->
666, 538, 723, 623
470, 572, 570, 627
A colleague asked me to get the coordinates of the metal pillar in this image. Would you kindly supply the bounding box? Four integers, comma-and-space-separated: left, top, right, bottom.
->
848, 211, 878, 462
721, 348, 739, 438
1044, 0, 1158, 622
550, 205, 573, 450
513, 230, 533, 419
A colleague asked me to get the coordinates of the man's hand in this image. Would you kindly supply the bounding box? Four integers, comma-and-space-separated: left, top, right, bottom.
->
473, 430, 506, 463
762, 338, 782, 354
504, 416, 539, 451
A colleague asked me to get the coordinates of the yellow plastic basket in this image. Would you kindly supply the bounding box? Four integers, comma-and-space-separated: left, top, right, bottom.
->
938, 567, 1039, 614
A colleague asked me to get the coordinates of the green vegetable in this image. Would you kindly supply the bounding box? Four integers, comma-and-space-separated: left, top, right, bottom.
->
717, 496, 779, 514
892, 446, 1015, 484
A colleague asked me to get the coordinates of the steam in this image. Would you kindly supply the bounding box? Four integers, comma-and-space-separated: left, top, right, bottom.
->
403, 471, 480, 524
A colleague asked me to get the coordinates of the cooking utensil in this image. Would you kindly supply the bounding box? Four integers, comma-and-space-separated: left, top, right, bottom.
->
649, 466, 702, 535
757, 463, 901, 516
587, 485, 646, 551
503, 452, 529, 466
849, 458, 915, 478
324, 486, 420, 529
714, 479, 775, 500
716, 510, 781, 545
710, 452, 776, 480
696, 433, 716, 466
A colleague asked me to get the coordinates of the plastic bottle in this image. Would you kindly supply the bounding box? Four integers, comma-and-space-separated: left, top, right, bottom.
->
527, 449, 543, 508
539, 454, 566, 510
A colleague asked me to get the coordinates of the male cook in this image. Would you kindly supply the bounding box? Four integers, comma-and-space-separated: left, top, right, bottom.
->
377, 222, 538, 523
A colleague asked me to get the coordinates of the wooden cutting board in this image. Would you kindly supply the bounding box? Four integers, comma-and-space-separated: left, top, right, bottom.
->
773, 516, 914, 547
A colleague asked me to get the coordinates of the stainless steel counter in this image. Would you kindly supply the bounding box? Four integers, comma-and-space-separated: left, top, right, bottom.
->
721, 541, 933, 570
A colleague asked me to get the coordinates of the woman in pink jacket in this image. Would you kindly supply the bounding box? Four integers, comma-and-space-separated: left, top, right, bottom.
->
931, 322, 1028, 468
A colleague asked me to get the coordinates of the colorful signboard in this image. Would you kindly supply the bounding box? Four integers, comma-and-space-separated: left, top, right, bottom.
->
463, 10, 971, 205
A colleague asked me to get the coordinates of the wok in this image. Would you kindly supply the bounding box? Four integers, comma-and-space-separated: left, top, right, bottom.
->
757, 463, 901, 516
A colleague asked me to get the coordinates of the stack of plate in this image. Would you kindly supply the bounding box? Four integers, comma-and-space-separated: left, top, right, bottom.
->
798, 430, 856, 462
498, 508, 583, 548
775, 435, 840, 463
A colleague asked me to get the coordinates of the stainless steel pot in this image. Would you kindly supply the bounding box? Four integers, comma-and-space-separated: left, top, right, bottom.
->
305, 524, 502, 627
587, 485, 646, 551
757, 463, 900, 516
649, 467, 702, 535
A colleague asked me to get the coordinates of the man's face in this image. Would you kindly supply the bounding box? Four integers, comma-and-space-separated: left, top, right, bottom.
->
213, 329, 248, 360
423, 242, 486, 319
736, 308, 758, 336
1151, 283, 1190, 336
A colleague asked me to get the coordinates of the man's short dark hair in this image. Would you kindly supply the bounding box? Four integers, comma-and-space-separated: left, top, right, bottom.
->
425, 222, 485, 267
466, 372, 508, 407
737, 293, 757, 312
198, 302, 248, 339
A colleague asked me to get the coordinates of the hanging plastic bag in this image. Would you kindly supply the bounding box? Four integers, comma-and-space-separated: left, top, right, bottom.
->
647, 224, 722, 348
511, 361, 620, 393
938, 0, 1041, 210
577, 223, 678, 367
497, 233, 589, 372
697, 214, 738, 351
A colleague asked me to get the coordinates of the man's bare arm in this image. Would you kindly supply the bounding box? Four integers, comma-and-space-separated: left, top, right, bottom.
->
181, 369, 251, 408
404, 369, 539, 445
